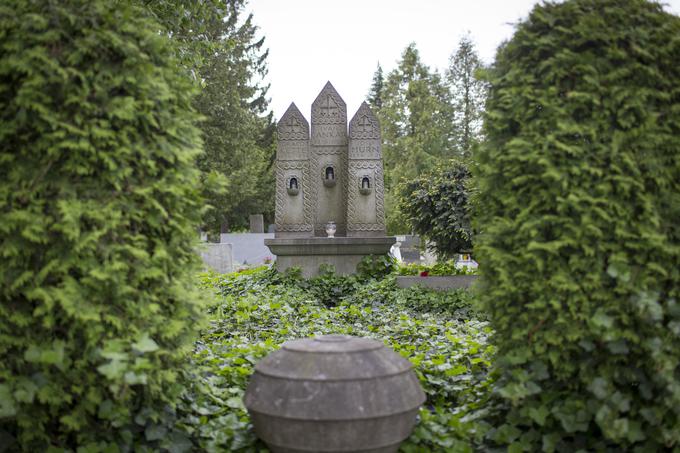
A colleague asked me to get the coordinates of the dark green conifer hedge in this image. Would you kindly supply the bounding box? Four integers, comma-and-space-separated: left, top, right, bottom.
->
0, 0, 205, 449
475, 0, 680, 450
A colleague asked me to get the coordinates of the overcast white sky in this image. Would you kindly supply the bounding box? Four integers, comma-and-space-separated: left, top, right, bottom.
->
248, 0, 680, 120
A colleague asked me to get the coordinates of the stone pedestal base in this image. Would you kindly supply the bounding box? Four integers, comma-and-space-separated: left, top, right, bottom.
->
265, 237, 396, 278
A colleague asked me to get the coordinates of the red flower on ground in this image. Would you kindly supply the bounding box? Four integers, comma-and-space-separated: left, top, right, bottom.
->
420, 271, 429, 277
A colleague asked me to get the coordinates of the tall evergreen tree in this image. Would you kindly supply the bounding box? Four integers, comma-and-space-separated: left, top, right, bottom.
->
0, 0, 206, 448
367, 63, 384, 109
446, 34, 487, 158
376, 44, 455, 233
380, 44, 454, 183
144, 0, 275, 233
475, 0, 680, 450
192, 3, 274, 233
144, 0, 233, 77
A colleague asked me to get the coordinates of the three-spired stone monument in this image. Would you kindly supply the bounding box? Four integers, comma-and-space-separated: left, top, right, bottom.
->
265, 82, 395, 277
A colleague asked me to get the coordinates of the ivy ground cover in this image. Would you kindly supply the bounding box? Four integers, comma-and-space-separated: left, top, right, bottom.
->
176, 268, 495, 452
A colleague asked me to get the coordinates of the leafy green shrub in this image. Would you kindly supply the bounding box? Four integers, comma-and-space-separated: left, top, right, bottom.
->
475, 0, 680, 450
304, 266, 360, 307
356, 254, 398, 280
181, 269, 493, 451
207, 266, 286, 298
397, 260, 477, 276
399, 160, 473, 259
0, 1, 205, 449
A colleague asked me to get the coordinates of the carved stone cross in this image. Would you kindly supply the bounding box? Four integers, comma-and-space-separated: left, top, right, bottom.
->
285, 115, 302, 133
319, 95, 338, 116
357, 115, 373, 133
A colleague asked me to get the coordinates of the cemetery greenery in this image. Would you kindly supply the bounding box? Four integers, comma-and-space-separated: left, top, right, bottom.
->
0, 0, 207, 449
398, 160, 473, 259
146, 0, 276, 234
474, 0, 680, 451
368, 38, 486, 234
176, 266, 494, 452
396, 261, 477, 277
3, 0, 680, 452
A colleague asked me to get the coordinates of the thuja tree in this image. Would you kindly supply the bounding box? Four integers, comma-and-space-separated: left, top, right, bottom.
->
475, 0, 680, 450
399, 161, 473, 259
0, 0, 205, 449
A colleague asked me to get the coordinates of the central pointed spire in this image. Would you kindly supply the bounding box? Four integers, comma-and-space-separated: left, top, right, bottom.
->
311, 81, 347, 127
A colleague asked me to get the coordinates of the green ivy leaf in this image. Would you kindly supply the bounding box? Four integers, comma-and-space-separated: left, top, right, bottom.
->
588, 377, 608, 399
97, 359, 127, 380
145, 424, 167, 442
133, 333, 159, 353
529, 405, 550, 426
0, 385, 16, 418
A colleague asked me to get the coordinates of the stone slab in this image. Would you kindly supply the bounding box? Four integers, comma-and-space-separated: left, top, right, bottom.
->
397, 235, 421, 249
392, 235, 421, 264
198, 243, 233, 274
395, 275, 478, 291
220, 233, 275, 266
265, 237, 395, 278
250, 214, 265, 233
400, 251, 421, 263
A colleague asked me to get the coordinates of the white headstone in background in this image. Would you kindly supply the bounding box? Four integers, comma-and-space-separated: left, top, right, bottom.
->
199, 243, 233, 274
220, 233, 275, 266
398, 235, 421, 263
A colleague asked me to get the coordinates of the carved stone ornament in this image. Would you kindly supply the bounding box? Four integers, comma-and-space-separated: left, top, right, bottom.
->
322, 163, 337, 188
267, 84, 394, 276
311, 82, 347, 126
359, 175, 372, 195
273, 83, 387, 238
347, 162, 385, 232
287, 175, 300, 196
278, 103, 309, 141
349, 101, 380, 140
275, 161, 313, 233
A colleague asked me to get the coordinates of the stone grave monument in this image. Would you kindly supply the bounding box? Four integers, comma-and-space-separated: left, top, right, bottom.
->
197, 235, 234, 274
398, 235, 422, 263
249, 214, 264, 233
265, 82, 395, 277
